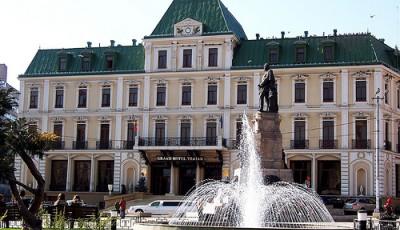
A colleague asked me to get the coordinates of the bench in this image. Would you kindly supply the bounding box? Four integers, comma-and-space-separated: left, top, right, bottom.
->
46, 204, 99, 228
1, 205, 22, 228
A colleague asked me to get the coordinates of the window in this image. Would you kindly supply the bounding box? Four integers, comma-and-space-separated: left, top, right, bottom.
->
78, 86, 87, 108
323, 46, 334, 62
295, 47, 305, 63
98, 123, 110, 149
293, 120, 307, 149
321, 120, 335, 149
208, 48, 218, 67
81, 55, 91, 71
29, 87, 39, 109
126, 121, 137, 149
236, 120, 243, 142
291, 161, 311, 185
75, 123, 86, 149
294, 82, 305, 103
207, 83, 217, 105
397, 88, 400, 109
181, 84, 191, 106
155, 121, 165, 146
323, 81, 334, 102
54, 86, 64, 108
128, 86, 138, 107
237, 84, 247, 105
158, 50, 167, 69
96, 161, 114, 192
73, 160, 90, 191
355, 80, 367, 102
385, 82, 389, 104
269, 48, 279, 64
58, 57, 68, 72
53, 122, 63, 138
354, 119, 368, 149
50, 160, 67, 191
105, 55, 114, 70
182, 49, 192, 68
180, 120, 191, 145
206, 121, 217, 145
156, 84, 166, 106
101, 86, 111, 107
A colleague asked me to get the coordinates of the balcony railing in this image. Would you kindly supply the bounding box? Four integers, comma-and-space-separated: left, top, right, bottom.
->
122, 140, 135, 149
52, 140, 65, 150
96, 141, 112, 150
139, 137, 218, 147
319, 140, 338, 149
351, 139, 371, 149
290, 140, 309, 149
384, 141, 392, 151
223, 139, 240, 149
73, 141, 88, 150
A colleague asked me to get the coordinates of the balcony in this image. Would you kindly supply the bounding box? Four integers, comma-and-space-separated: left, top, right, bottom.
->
223, 139, 240, 149
73, 141, 88, 150
351, 139, 371, 149
52, 140, 65, 150
319, 140, 338, 149
122, 140, 135, 150
139, 137, 218, 147
384, 141, 392, 151
96, 141, 113, 150
290, 140, 309, 149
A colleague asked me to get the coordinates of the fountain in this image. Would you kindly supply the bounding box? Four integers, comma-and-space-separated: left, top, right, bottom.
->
135, 65, 352, 230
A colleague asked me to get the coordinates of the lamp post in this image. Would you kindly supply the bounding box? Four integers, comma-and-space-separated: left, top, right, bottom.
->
372, 89, 381, 215
108, 184, 113, 196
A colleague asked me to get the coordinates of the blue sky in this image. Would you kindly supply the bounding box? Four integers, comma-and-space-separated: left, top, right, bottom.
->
0, 0, 399, 89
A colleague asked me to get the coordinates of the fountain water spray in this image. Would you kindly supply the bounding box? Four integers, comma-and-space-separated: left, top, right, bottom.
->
170, 114, 335, 229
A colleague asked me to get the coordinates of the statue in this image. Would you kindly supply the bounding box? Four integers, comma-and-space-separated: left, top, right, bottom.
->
258, 63, 278, 113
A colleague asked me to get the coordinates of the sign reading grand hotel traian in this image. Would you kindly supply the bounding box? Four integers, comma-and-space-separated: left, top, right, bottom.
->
156, 156, 204, 161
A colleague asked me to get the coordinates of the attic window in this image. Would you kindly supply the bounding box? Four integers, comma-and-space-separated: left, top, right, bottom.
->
58, 56, 68, 72
81, 55, 91, 72
105, 55, 115, 70
295, 47, 306, 63
323, 46, 334, 62
268, 48, 279, 64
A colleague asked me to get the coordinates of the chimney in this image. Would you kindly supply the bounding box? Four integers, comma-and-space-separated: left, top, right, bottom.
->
281, 31, 285, 39
110, 40, 115, 47
256, 33, 260, 40
304, 31, 308, 38
333, 29, 338, 36
87, 41, 92, 48
132, 39, 137, 46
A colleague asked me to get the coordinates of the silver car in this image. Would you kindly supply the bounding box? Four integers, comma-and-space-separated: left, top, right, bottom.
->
343, 198, 376, 215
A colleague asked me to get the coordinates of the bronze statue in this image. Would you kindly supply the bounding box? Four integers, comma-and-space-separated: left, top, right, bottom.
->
258, 63, 278, 112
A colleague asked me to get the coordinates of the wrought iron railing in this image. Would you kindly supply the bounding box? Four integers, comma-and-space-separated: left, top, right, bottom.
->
139, 137, 218, 147
352, 139, 371, 149
122, 140, 135, 149
96, 141, 113, 150
319, 140, 338, 149
290, 140, 309, 149
73, 141, 88, 150
52, 140, 65, 150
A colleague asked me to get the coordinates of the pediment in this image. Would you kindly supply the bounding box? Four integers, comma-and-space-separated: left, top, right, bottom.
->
174, 18, 203, 37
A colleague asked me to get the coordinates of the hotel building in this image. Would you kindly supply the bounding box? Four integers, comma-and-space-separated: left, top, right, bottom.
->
17, 0, 400, 200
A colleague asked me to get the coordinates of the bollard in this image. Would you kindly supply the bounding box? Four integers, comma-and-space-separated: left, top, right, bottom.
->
357, 209, 367, 230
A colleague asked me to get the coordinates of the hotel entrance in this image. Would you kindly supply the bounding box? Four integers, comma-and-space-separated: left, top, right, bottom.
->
178, 163, 196, 195
151, 163, 170, 195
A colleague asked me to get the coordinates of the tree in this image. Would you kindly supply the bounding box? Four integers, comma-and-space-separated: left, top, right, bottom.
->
0, 88, 56, 230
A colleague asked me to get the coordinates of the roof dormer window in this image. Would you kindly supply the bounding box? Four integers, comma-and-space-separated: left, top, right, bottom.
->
295, 47, 306, 63
269, 48, 279, 64
80, 53, 92, 72
105, 55, 115, 70
323, 46, 334, 62
57, 53, 70, 72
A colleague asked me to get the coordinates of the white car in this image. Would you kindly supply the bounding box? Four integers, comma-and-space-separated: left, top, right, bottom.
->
128, 200, 186, 215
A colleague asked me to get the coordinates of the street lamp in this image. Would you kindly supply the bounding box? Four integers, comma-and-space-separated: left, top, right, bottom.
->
108, 184, 113, 196
373, 88, 381, 216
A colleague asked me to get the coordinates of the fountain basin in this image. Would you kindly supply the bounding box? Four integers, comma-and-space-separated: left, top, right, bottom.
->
134, 223, 353, 230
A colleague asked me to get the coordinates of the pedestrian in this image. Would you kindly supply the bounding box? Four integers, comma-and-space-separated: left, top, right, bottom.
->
119, 197, 126, 219
54, 193, 66, 206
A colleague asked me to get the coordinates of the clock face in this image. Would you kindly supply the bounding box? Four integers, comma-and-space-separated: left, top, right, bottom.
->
184, 27, 192, 34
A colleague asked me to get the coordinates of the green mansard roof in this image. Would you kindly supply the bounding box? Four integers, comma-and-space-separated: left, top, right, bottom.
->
232, 33, 400, 72
21, 45, 145, 77
148, 0, 247, 40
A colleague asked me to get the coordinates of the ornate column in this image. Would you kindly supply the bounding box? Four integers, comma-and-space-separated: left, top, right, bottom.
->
169, 163, 175, 195
90, 154, 95, 192
66, 154, 72, 191
312, 153, 316, 191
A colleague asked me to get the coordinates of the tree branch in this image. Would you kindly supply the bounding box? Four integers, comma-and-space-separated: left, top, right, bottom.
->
9, 179, 36, 194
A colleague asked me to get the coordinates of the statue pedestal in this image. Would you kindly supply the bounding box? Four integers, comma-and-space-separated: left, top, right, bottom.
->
254, 112, 293, 182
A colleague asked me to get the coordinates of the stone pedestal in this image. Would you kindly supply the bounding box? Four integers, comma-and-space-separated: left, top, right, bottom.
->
254, 112, 293, 182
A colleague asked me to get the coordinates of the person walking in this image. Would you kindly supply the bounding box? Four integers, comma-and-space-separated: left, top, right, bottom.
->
119, 197, 126, 219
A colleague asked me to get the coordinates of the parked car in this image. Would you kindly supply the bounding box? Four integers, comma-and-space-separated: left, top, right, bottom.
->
343, 198, 376, 215
128, 200, 189, 215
